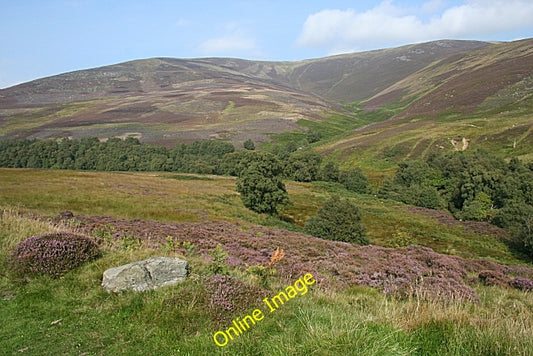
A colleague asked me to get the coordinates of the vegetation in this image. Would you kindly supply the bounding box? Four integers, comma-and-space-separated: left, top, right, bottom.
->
305, 195, 368, 245
9, 232, 100, 278
1, 38, 533, 354
243, 139, 255, 150
1, 203, 532, 355
235, 152, 289, 215
340, 167, 369, 194
379, 150, 533, 255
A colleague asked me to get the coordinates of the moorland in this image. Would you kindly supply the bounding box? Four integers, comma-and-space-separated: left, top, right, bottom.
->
1, 38, 533, 355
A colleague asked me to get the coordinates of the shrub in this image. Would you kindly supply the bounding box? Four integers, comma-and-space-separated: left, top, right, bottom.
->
340, 167, 368, 194
236, 152, 289, 215
205, 274, 265, 322
509, 277, 533, 291
305, 195, 368, 245
243, 139, 255, 150
319, 161, 340, 182
478, 270, 510, 287
286, 151, 322, 182
10, 232, 100, 278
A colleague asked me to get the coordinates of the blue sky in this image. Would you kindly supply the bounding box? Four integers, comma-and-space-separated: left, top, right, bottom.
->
1, 0, 533, 88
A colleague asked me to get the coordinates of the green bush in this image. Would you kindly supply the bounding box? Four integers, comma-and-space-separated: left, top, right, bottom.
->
340, 167, 368, 193
319, 161, 340, 182
305, 196, 368, 245
286, 151, 322, 182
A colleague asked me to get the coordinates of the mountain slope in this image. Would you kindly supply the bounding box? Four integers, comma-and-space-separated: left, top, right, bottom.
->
284, 40, 490, 103
0, 39, 531, 155
317, 38, 533, 165
0, 58, 340, 146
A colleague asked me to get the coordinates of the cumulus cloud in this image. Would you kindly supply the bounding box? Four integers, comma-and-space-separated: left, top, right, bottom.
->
199, 22, 257, 56
297, 0, 533, 53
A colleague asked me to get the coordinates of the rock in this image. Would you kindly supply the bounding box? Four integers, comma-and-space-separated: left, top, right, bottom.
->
102, 257, 188, 292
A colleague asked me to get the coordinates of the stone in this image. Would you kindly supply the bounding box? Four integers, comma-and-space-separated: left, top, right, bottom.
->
102, 257, 188, 292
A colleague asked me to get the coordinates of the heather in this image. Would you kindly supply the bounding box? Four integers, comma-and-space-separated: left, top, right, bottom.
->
75, 214, 533, 301
205, 274, 266, 323
1, 209, 532, 355
10, 232, 100, 278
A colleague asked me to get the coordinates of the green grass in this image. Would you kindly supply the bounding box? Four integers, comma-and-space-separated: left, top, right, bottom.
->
0, 168, 527, 265
1, 169, 533, 355
1, 208, 531, 355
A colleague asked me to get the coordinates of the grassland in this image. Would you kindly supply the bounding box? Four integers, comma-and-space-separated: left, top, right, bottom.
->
1, 168, 532, 355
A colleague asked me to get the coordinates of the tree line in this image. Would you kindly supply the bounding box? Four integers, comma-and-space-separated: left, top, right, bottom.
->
0, 137, 366, 189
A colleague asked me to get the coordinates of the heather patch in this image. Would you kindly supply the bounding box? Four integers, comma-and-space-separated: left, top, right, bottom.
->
478, 270, 511, 287
10, 232, 100, 278
74, 214, 533, 302
509, 277, 533, 291
205, 274, 266, 323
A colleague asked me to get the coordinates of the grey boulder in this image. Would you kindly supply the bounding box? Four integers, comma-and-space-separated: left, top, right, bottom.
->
102, 257, 188, 292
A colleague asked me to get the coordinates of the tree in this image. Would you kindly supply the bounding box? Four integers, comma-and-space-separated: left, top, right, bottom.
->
493, 201, 533, 256
243, 139, 255, 150
340, 167, 368, 193
286, 151, 322, 182
319, 161, 340, 182
235, 152, 289, 215
305, 196, 368, 245
306, 129, 322, 143
394, 160, 432, 186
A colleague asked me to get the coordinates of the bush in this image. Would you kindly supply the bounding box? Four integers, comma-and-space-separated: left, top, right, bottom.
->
305, 196, 368, 245
319, 161, 340, 182
509, 277, 533, 291
236, 167, 289, 215
478, 270, 510, 287
235, 152, 289, 215
205, 274, 265, 322
10, 232, 100, 278
286, 151, 322, 182
243, 139, 255, 150
340, 167, 368, 193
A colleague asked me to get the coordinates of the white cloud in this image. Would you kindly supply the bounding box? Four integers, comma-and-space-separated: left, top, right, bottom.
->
422, 0, 445, 14
199, 23, 258, 56
297, 0, 533, 53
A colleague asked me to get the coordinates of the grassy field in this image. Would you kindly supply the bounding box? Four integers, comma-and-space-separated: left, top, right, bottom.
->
1, 168, 532, 355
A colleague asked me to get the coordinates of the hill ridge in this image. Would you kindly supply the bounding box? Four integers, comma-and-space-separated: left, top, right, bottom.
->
1, 38, 531, 157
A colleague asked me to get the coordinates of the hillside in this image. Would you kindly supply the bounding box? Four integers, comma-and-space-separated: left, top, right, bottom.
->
1, 169, 532, 354
1, 38, 532, 162
319, 38, 533, 166
0, 57, 342, 147
1, 39, 515, 148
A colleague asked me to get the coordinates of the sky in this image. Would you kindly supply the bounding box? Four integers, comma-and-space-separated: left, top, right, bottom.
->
1, 0, 533, 89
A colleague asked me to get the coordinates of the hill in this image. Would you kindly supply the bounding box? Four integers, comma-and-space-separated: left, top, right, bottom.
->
0, 57, 341, 147
1, 39, 510, 148
318, 38, 533, 166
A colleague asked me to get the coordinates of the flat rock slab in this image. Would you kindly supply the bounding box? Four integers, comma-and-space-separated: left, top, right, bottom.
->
102, 257, 188, 292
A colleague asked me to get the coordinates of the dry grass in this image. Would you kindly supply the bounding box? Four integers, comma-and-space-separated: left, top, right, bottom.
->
0, 207, 74, 260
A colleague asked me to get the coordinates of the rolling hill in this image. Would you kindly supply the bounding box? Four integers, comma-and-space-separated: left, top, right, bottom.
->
321, 38, 533, 166
0, 38, 531, 159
